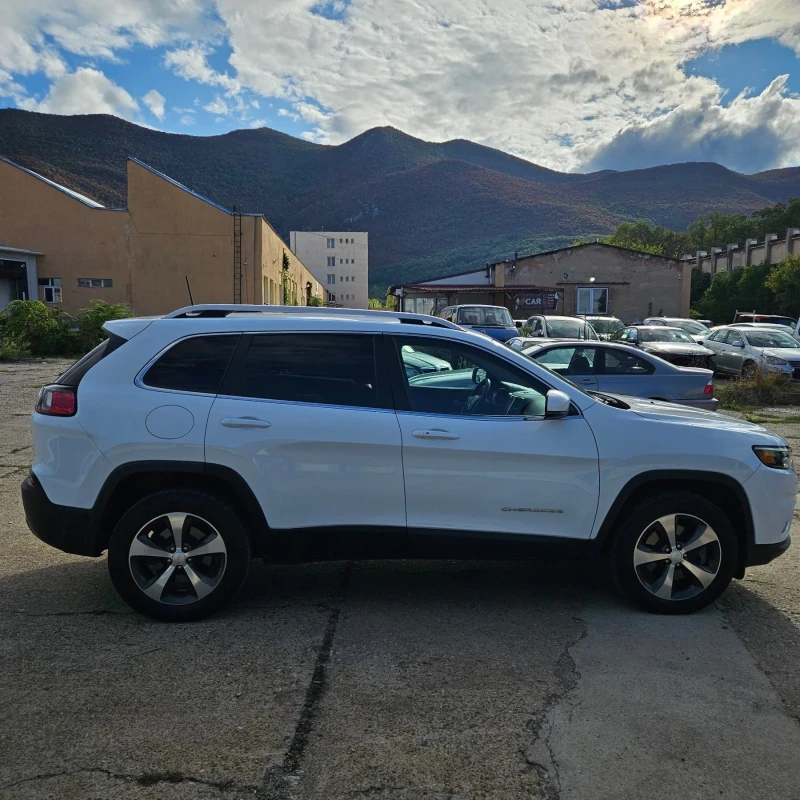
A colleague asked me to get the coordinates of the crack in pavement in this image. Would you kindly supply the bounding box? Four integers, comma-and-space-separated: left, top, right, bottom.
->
259, 561, 353, 800
522, 616, 588, 800
0, 766, 255, 794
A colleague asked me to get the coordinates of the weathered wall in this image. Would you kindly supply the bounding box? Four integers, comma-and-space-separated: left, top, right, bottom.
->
0, 158, 324, 316
507, 244, 689, 320
698, 231, 799, 276
0, 159, 131, 312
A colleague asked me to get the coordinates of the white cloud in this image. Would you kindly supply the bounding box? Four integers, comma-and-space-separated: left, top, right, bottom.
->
23, 67, 139, 119
179, 114, 195, 126
142, 88, 165, 120
3, 0, 800, 172
203, 95, 229, 115
164, 43, 240, 95
251, 99, 260, 108
249, 118, 266, 128
579, 75, 800, 173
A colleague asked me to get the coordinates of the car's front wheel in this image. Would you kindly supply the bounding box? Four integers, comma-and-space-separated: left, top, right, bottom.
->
108, 489, 252, 621
610, 491, 737, 614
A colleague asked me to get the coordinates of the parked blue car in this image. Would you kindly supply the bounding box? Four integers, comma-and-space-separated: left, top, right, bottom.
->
437, 304, 518, 342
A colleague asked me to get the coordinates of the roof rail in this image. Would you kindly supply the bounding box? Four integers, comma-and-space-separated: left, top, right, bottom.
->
162, 304, 462, 329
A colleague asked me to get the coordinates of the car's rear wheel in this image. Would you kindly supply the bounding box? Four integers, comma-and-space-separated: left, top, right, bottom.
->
108, 489, 252, 621
609, 491, 737, 614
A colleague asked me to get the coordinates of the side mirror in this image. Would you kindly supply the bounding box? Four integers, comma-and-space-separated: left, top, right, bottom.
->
544, 389, 571, 419
515, 321, 523, 329
472, 367, 487, 384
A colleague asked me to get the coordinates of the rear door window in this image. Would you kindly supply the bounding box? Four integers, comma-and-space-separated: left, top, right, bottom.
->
603, 350, 654, 375
225, 333, 386, 409
142, 334, 240, 394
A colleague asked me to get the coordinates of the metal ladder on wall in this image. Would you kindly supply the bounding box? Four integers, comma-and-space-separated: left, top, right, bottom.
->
233, 206, 243, 304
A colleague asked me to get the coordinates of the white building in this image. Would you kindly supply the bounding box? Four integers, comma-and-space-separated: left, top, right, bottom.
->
289, 231, 368, 309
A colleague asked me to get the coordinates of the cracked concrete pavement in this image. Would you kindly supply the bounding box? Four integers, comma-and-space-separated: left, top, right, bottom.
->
1, 360, 800, 799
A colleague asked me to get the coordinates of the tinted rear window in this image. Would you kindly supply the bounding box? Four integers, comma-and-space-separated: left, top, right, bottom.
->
231, 333, 380, 409
143, 335, 239, 394
58, 334, 126, 386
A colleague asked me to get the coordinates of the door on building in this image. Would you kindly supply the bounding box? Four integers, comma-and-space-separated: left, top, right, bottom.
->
205, 332, 406, 531
0, 279, 14, 311
389, 334, 599, 539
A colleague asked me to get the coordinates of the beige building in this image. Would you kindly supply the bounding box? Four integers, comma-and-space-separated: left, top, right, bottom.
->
0, 157, 326, 316
289, 230, 368, 309
392, 243, 691, 322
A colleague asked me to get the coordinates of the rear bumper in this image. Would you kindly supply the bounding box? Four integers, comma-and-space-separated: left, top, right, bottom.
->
745, 535, 791, 567
21, 474, 102, 557
680, 397, 719, 412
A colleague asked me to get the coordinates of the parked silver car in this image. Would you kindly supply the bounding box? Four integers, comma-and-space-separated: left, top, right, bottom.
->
704, 326, 800, 379
521, 315, 599, 340
642, 317, 711, 344
613, 325, 716, 369
518, 340, 717, 410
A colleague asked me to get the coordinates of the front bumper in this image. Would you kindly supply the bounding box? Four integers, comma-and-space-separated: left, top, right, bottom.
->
21, 473, 101, 557
745, 535, 791, 567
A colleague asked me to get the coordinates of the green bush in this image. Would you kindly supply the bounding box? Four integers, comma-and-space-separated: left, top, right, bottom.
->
0, 336, 30, 362
0, 299, 132, 360
1, 300, 74, 356
76, 301, 132, 350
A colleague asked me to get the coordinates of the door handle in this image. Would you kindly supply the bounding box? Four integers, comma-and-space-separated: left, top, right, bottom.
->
220, 417, 271, 429
412, 429, 460, 440
576, 379, 595, 385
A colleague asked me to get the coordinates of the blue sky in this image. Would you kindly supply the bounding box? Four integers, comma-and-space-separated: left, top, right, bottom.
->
1, 0, 799, 172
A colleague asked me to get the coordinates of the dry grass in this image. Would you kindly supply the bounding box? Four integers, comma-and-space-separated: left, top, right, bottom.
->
716, 371, 800, 409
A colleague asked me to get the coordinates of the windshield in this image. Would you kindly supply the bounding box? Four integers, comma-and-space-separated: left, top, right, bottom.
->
640, 328, 694, 343
588, 318, 624, 336
667, 319, 709, 335
456, 306, 514, 327
545, 319, 598, 339
745, 331, 799, 348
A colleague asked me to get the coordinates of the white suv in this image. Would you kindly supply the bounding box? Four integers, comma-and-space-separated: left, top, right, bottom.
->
22, 305, 794, 621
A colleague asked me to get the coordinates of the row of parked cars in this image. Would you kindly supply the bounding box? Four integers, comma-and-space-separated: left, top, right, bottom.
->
435, 304, 800, 411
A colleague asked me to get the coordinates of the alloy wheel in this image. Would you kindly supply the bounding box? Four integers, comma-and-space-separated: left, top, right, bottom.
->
128, 512, 227, 605
633, 513, 721, 602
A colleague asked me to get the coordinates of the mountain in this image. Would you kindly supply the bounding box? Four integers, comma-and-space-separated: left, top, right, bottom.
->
2, 108, 800, 294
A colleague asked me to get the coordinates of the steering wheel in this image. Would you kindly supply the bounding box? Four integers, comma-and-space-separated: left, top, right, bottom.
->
464, 376, 492, 414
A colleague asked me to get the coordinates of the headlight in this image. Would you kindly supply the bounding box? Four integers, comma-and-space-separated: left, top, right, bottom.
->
764, 355, 789, 366
753, 445, 793, 469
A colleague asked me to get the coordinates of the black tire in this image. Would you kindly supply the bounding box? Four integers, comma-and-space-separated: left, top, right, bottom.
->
108, 489, 252, 622
609, 491, 737, 614
742, 361, 757, 379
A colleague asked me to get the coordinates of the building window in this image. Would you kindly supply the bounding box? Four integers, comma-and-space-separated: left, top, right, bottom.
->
77, 278, 113, 288
339, 259, 343, 264
327, 256, 336, 267
327, 238, 335, 248
339, 238, 343, 243
576, 287, 609, 314
346, 276, 350, 282
38, 278, 62, 304
330, 293, 336, 302
327, 274, 336, 285
351, 276, 355, 282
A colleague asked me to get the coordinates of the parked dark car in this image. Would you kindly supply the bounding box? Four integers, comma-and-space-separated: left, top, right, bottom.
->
613, 325, 716, 369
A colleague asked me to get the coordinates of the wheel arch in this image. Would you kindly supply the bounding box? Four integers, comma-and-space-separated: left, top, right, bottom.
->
92, 461, 269, 555
591, 470, 753, 578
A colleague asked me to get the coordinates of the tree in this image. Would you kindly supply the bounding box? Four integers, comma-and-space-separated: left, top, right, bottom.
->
368, 298, 384, 309
307, 294, 323, 307
765, 253, 800, 316
690, 267, 711, 307
695, 264, 775, 324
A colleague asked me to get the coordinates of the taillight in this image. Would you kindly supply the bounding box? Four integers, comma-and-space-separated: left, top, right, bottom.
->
36, 385, 77, 416
704, 380, 714, 396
